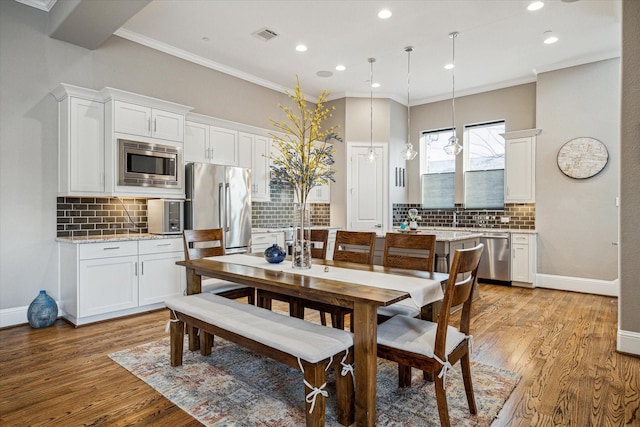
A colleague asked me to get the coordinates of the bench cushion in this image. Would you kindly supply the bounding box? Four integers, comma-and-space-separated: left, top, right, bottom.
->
166, 293, 353, 363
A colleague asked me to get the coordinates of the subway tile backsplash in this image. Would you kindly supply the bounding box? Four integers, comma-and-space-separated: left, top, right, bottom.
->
392, 203, 535, 230
57, 185, 331, 237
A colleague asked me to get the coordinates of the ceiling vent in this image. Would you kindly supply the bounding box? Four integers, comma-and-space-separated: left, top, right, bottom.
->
252, 27, 279, 42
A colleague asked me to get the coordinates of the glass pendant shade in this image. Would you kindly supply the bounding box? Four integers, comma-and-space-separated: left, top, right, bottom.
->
443, 135, 462, 156
401, 142, 418, 160
366, 147, 377, 163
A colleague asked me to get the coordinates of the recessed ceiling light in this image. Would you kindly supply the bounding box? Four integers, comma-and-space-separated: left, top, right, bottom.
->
295, 44, 307, 52
444, 63, 455, 70
378, 9, 392, 19
317, 70, 333, 78
202, 36, 210, 42
543, 31, 558, 44
527, 1, 544, 11
336, 64, 346, 71
372, 83, 381, 88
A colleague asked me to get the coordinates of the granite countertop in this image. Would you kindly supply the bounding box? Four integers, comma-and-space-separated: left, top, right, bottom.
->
252, 226, 340, 233
383, 229, 484, 242
56, 233, 182, 244
411, 226, 538, 234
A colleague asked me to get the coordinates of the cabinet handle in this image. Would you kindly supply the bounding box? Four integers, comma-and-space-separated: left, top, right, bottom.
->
135, 262, 138, 276
103, 246, 120, 250
148, 118, 151, 132
157, 243, 172, 246
153, 118, 157, 133
141, 261, 144, 275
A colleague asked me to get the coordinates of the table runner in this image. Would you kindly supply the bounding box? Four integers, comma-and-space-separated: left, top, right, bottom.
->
206, 254, 444, 308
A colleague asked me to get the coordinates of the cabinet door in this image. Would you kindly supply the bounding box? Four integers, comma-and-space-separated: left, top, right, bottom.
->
185, 121, 210, 163
114, 101, 151, 137
505, 137, 535, 203
79, 256, 138, 317
512, 243, 530, 282
152, 109, 184, 142
139, 251, 186, 305
252, 135, 270, 201
210, 127, 238, 165
68, 97, 105, 193
306, 184, 330, 203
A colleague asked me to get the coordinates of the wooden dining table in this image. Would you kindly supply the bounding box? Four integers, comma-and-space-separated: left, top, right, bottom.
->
176, 255, 448, 426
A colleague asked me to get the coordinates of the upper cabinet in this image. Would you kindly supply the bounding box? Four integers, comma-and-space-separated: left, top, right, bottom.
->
53, 84, 105, 196
503, 129, 541, 203
53, 84, 192, 198
238, 132, 270, 201
184, 119, 239, 166
113, 101, 184, 142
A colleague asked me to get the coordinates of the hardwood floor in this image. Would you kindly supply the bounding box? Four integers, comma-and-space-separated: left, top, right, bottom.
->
1, 284, 638, 426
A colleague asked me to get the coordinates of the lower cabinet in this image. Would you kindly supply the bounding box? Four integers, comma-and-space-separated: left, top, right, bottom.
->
60, 238, 185, 326
251, 231, 284, 254
511, 233, 537, 287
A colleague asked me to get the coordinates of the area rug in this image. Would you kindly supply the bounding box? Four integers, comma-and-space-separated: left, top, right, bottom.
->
109, 337, 520, 426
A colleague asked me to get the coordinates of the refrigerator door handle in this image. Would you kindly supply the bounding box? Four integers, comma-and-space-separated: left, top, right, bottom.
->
225, 183, 231, 232
218, 182, 225, 232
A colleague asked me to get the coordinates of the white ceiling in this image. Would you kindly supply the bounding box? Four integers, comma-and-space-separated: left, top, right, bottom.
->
30, 0, 623, 104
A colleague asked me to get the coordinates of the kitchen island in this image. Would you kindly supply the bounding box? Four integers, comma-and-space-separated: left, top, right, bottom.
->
375, 229, 483, 273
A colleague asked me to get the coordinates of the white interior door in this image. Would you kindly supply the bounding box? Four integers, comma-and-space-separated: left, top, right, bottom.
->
348, 144, 386, 232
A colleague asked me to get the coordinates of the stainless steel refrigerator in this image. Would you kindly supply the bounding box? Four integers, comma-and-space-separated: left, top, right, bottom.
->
184, 162, 252, 254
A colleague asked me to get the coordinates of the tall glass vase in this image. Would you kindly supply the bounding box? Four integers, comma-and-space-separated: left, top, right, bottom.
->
292, 202, 312, 269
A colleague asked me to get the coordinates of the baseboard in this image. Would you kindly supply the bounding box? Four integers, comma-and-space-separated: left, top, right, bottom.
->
536, 274, 619, 297
617, 329, 640, 356
0, 305, 29, 328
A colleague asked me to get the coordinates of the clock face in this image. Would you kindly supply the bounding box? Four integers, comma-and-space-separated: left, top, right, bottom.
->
557, 137, 609, 179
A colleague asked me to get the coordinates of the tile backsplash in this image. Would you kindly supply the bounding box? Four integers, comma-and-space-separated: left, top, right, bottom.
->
57, 197, 148, 237
57, 184, 331, 237
392, 203, 535, 230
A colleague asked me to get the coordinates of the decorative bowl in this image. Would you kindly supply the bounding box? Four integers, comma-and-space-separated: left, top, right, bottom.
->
263, 243, 286, 264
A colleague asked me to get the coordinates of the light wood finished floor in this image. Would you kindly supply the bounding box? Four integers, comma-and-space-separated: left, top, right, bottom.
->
1, 284, 638, 426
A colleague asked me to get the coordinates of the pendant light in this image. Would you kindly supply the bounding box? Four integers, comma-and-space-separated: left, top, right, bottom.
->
366, 57, 378, 163
443, 31, 463, 156
401, 46, 418, 161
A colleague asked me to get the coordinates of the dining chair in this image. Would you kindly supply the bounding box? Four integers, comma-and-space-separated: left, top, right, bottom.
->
311, 230, 377, 330
257, 229, 330, 320
182, 229, 256, 305
377, 232, 437, 322
376, 243, 484, 427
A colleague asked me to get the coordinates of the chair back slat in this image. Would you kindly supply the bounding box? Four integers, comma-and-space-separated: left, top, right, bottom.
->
183, 229, 225, 261
383, 233, 436, 272
434, 243, 484, 358
309, 229, 329, 259
332, 230, 376, 265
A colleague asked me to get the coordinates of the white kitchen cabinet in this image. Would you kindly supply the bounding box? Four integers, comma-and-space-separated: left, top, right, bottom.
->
511, 233, 537, 287
503, 129, 540, 203
239, 132, 270, 201
53, 85, 105, 196
113, 100, 184, 142
185, 121, 211, 163
59, 237, 185, 326
210, 127, 239, 165
138, 239, 185, 306
251, 231, 284, 254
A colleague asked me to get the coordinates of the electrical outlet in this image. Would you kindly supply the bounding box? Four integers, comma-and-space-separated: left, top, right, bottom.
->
500, 216, 510, 223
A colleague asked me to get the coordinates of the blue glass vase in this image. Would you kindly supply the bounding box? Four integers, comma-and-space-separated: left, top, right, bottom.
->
27, 290, 58, 328
264, 243, 286, 264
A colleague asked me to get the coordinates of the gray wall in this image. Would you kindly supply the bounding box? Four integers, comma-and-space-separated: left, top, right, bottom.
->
536, 59, 620, 281
407, 83, 537, 203
619, 0, 640, 342
0, 1, 289, 310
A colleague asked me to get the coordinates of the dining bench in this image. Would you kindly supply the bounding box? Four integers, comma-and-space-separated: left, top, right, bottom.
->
165, 293, 354, 427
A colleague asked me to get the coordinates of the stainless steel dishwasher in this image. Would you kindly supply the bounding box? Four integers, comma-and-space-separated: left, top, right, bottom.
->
477, 232, 511, 284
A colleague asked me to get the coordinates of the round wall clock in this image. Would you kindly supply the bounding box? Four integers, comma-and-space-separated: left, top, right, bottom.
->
557, 137, 609, 179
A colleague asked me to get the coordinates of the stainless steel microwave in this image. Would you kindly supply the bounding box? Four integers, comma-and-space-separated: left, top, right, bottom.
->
118, 139, 182, 189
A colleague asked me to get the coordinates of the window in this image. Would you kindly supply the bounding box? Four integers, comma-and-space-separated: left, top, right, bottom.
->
420, 128, 456, 209
464, 121, 505, 209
